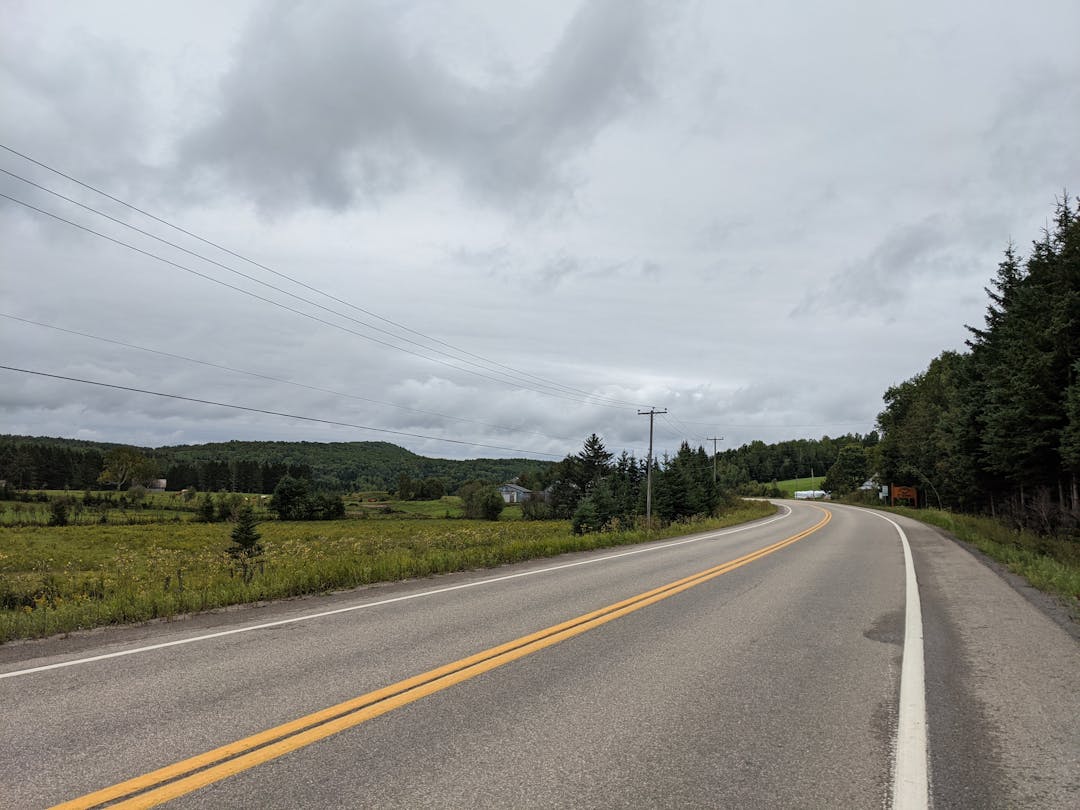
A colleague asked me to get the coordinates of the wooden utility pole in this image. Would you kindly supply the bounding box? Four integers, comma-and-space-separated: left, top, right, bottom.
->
639, 408, 667, 526
706, 436, 724, 483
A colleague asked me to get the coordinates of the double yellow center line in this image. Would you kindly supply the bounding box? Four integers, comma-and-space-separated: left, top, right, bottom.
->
55, 507, 830, 809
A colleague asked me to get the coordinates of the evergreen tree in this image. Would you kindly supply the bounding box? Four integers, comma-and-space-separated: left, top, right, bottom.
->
48, 498, 69, 526
228, 505, 263, 583
571, 497, 600, 535
547, 456, 586, 519
876, 194, 1080, 522
577, 433, 614, 486
975, 202, 1076, 494
195, 493, 216, 522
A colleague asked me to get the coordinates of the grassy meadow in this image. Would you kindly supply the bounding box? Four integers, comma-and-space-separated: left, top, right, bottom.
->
0, 499, 776, 642
774, 476, 826, 497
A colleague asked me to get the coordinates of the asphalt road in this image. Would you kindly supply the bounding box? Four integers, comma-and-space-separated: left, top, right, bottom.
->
1, 501, 1076, 808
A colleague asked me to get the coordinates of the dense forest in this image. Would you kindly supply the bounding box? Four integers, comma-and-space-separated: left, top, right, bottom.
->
876, 195, 1079, 531
0, 436, 552, 494
714, 434, 879, 488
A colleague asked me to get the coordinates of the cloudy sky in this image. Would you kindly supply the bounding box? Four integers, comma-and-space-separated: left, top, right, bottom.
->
2, 0, 1078, 462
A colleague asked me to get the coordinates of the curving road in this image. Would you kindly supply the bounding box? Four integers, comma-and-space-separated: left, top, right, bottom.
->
1, 501, 1076, 808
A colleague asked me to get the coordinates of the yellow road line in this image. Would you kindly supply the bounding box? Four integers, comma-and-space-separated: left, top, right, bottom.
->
54, 507, 830, 809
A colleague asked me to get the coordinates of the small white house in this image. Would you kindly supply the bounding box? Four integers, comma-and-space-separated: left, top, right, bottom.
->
148, 479, 167, 492
498, 483, 532, 504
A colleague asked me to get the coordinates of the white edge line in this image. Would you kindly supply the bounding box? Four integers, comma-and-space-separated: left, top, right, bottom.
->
0, 505, 794, 680
855, 506, 929, 810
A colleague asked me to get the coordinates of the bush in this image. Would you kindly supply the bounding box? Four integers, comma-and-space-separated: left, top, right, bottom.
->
216, 493, 244, 522
570, 482, 619, 534
270, 476, 345, 521
462, 486, 505, 521
571, 497, 600, 535
307, 493, 346, 520
521, 493, 552, 521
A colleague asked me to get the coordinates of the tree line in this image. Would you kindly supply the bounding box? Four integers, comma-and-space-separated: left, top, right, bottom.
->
876, 195, 1079, 533
715, 434, 879, 491
0, 437, 552, 494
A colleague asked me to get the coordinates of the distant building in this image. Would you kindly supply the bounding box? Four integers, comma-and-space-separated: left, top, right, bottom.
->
498, 483, 532, 504
148, 479, 167, 492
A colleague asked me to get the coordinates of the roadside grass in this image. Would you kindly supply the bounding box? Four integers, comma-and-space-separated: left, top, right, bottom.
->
774, 476, 825, 497
0, 500, 776, 642
886, 506, 1080, 605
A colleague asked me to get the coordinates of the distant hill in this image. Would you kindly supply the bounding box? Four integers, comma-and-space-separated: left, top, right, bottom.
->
0, 435, 554, 493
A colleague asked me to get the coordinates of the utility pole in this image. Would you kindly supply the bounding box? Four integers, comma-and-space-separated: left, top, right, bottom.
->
639, 408, 667, 526
706, 436, 724, 484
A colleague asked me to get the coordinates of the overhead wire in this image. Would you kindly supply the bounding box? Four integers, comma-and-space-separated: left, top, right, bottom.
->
0, 312, 582, 445
0, 365, 564, 458
0, 189, 638, 411
0, 182, 634, 408
0, 146, 647, 409
0, 169, 640, 411
660, 413, 707, 445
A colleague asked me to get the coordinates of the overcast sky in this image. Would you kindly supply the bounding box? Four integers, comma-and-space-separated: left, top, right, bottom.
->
2, 0, 1079, 463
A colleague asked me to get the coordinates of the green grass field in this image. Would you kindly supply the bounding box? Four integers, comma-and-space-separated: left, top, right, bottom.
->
1, 491, 519, 527
773, 477, 826, 497
0, 500, 777, 642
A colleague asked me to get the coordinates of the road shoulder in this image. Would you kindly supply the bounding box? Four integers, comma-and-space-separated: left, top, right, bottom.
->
900, 514, 1080, 810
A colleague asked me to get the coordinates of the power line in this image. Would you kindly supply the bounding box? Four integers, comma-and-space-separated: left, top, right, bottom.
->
0, 190, 635, 410
0, 146, 646, 409
0, 365, 564, 458
0, 312, 581, 445
1, 165, 640, 408
660, 412, 706, 444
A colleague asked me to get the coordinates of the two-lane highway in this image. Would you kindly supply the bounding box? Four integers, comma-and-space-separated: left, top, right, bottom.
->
1, 501, 1076, 808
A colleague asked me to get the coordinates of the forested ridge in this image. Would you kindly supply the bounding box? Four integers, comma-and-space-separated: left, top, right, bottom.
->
877, 195, 1080, 532
0, 430, 879, 499
0, 436, 552, 494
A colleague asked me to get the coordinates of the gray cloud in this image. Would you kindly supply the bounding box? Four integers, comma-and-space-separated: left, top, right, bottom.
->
179, 0, 657, 213
985, 65, 1080, 192
0, 28, 150, 189
3, 0, 1078, 461
794, 215, 988, 316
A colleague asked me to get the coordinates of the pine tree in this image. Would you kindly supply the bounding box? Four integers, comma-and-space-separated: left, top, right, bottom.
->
195, 493, 216, 522
228, 505, 263, 583
577, 434, 614, 488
